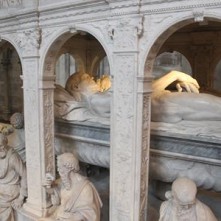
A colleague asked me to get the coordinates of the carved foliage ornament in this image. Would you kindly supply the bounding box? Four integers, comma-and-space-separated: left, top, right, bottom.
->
109, 16, 143, 50
90, 20, 114, 46
15, 28, 41, 55
193, 8, 205, 22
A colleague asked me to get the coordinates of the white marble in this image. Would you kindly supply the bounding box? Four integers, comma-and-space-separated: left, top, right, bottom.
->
40, 153, 102, 221
0, 134, 27, 221
159, 177, 218, 221
0, 1, 221, 221
151, 121, 221, 141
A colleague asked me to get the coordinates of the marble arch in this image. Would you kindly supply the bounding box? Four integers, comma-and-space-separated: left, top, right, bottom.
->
142, 13, 221, 77
41, 26, 113, 78
1, 1, 221, 221
0, 39, 23, 121
0, 36, 23, 65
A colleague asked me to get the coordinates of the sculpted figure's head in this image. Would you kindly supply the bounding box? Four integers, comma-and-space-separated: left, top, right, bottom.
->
65, 72, 100, 100
10, 112, 24, 129
57, 153, 80, 189
0, 133, 8, 159
65, 71, 111, 102
172, 177, 197, 207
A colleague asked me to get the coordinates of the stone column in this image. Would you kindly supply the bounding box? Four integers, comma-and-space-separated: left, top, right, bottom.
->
109, 15, 151, 221
15, 28, 55, 217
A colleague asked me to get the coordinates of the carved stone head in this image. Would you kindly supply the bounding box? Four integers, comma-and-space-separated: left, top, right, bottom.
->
172, 177, 197, 206
57, 153, 80, 174
10, 112, 24, 129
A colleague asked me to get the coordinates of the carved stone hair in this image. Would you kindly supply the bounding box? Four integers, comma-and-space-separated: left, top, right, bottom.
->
57, 153, 80, 172
10, 112, 24, 129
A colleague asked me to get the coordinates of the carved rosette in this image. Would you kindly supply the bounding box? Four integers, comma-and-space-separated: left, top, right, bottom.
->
14, 28, 41, 57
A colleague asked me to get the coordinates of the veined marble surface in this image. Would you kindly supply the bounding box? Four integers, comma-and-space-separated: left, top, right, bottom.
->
151, 121, 221, 141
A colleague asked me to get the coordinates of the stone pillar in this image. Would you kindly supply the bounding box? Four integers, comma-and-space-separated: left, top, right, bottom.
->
110, 15, 151, 221
15, 28, 55, 217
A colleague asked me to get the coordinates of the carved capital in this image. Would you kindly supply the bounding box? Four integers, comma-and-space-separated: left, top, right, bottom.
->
110, 15, 143, 51
15, 28, 41, 56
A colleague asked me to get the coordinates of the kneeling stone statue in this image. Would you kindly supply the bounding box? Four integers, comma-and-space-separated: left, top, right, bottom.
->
41, 153, 102, 221
159, 177, 217, 221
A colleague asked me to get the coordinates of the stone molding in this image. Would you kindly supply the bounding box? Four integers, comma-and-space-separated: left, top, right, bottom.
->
141, 0, 221, 14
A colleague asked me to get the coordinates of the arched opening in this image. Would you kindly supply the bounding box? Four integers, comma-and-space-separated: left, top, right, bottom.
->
145, 17, 221, 220
152, 51, 192, 79
44, 30, 111, 221
55, 53, 76, 87
0, 40, 25, 162
96, 56, 110, 78
0, 40, 23, 122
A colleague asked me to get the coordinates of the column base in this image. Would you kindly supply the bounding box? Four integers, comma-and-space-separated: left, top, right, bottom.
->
22, 202, 51, 219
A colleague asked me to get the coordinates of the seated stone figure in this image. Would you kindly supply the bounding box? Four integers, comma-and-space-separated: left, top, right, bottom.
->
0, 133, 27, 221
41, 153, 102, 221
55, 70, 221, 124
159, 177, 217, 221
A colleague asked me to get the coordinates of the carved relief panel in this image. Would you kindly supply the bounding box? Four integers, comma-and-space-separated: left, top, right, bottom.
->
110, 15, 151, 221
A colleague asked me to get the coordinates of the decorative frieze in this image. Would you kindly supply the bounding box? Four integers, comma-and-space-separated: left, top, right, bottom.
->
141, 0, 221, 14
0, 0, 22, 8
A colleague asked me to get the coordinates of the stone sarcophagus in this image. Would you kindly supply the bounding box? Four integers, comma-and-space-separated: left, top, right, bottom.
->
55, 119, 221, 192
